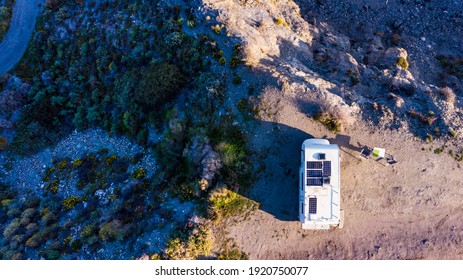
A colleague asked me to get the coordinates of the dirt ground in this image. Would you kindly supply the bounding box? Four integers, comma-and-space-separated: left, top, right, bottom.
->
199, 0, 463, 260
222, 96, 463, 259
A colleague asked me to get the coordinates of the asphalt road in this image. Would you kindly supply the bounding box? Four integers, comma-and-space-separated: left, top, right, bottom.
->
0, 0, 44, 76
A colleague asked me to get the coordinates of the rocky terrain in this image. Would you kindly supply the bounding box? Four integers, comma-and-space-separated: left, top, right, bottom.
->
202, 0, 463, 136
1, 0, 462, 259
199, 0, 463, 259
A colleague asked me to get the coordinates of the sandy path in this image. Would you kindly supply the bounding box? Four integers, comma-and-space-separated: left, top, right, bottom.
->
0, 0, 44, 76
225, 97, 463, 259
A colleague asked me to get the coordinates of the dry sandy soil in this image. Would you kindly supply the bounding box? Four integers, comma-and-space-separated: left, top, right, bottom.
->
201, 0, 463, 259
226, 97, 463, 259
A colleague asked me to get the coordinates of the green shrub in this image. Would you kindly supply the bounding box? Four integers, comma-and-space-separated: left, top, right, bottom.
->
80, 224, 96, 239
229, 57, 241, 69
73, 158, 83, 167
63, 236, 72, 246
314, 112, 342, 133
219, 57, 226, 65
232, 75, 242, 85
57, 159, 68, 171
0, 183, 15, 202
132, 168, 146, 179
43, 167, 55, 182
237, 99, 247, 111
211, 24, 223, 34
21, 208, 36, 219
209, 188, 259, 221
45, 250, 60, 260
62, 196, 80, 210
164, 225, 213, 260
25, 236, 39, 248
106, 154, 118, 165
232, 44, 242, 55
426, 134, 433, 143
274, 17, 287, 26
70, 239, 83, 252
23, 196, 40, 208
25, 223, 39, 235
150, 253, 162, 260
217, 248, 249, 260
216, 142, 245, 167
41, 209, 57, 225
3, 218, 20, 240
397, 56, 409, 70
44, 179, 59, 194
136, 63, 185, 110
187, 20, 196, 28
1, 199, 13, 208
99, 220, 124, 242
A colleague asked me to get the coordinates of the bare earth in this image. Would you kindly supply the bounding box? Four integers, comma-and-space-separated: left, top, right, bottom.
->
227, 97, 463, 259
0, 0, 44, 76
200, 0, 463, 259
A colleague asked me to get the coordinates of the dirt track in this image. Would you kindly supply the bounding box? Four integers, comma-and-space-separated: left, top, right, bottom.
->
0, 0, 44, 76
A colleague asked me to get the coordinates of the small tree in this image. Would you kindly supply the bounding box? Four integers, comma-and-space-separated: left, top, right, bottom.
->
136, 63, 185, 110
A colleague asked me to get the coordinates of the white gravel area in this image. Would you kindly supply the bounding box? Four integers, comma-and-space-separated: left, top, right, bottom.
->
2, 128, 157, 199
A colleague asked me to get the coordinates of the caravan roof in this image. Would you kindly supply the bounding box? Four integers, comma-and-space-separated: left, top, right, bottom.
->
300, 139, 342, 230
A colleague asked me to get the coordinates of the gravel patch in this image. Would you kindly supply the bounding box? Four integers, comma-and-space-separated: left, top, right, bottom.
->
2, 128, 156, 199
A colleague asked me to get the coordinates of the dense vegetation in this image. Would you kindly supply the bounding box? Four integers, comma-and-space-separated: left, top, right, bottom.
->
13, 0, 209, 152
1, 150, 169, 259
1, 0, 253, 259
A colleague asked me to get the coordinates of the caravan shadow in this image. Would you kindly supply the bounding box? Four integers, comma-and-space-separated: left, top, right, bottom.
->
245, 121, 314, 222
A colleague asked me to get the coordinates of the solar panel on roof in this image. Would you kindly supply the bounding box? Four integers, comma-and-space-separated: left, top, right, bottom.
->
307, 177, 323, 186
308, 170, 323, 177
323, 161, 331, 176
308, 197, 317, 214
307, 161, 322, 169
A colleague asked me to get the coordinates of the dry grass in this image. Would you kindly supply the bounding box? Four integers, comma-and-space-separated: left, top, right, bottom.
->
253, 87, 283, 121
314, 103, 354, 133
438, 87, 456, 105
407, 109, 437, 125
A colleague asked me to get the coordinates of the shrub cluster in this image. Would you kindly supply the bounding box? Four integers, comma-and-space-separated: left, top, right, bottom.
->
11, 1, 218, 154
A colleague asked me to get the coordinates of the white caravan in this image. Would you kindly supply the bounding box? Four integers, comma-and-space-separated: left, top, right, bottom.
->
300, 139, 343, 230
